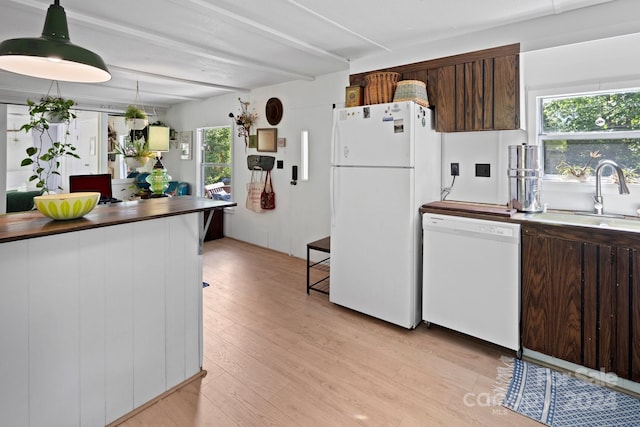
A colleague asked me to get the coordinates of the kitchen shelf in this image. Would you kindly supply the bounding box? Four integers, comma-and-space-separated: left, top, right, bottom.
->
306, 236, 330, 295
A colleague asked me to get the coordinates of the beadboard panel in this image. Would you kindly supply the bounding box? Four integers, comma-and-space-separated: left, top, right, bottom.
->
29, 232, 81, 427
78, 228, 108, 427
0, 213, 203, 427
105, 224, 135, 424
0, 240, 29, 427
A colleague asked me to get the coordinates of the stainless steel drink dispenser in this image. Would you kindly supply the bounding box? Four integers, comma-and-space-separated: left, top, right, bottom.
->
508, 144, 543, 212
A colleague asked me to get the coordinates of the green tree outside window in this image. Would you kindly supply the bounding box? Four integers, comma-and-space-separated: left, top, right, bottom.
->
540, 90, 640, 178
201, 126, 232, 195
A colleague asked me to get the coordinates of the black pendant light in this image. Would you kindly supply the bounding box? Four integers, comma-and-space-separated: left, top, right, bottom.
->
0, 0, 110, 83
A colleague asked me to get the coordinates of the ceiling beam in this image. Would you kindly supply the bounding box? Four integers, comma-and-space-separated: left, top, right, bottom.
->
285, 0, 391, 53
10, 0, 317, 82
184, 0, 352, 62
108, 65, 249, 93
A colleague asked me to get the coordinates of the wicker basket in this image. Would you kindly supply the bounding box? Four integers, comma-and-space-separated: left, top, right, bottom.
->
364, 72, 401, 105
393, 80, 429, 107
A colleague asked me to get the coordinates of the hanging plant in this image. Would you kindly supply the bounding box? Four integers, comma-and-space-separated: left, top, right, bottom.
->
229, 98, 258, 148
113, 136, 154, 170
125, 104, 148, 130
125, 82, 149, 130
124, 104, 147, 119
20, 92, 79, 193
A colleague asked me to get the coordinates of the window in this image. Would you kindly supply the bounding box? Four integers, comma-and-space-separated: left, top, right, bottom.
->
200, 126, 232, 200
539, 90, 640, 180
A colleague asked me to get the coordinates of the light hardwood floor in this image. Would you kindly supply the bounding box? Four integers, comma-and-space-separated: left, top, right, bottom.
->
119, 238, 538, 426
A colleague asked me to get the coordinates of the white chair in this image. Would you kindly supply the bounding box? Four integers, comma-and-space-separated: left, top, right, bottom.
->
205, 182, 230, 201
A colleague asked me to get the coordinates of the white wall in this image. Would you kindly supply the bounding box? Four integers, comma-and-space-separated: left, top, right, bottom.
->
160, 1, 640, 257
62, 111, 103, 190
165, 71, 348, 258
440, 130, 527, 205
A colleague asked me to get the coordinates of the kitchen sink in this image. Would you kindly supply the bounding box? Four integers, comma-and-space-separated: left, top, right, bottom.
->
514, 211, 640, 232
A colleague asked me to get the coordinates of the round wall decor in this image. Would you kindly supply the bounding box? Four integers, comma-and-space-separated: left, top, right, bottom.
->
265, 97, 283, 125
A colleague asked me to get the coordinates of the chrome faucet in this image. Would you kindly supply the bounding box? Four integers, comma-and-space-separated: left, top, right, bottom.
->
593, 159, 630, 215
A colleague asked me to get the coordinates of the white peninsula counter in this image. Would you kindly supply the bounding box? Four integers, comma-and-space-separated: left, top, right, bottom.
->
0, 197, 235, 427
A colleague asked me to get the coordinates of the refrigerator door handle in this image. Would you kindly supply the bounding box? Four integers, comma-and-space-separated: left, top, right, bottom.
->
330, 109, 340, 227
331, 110, 339, 166
330, 166, 336, 226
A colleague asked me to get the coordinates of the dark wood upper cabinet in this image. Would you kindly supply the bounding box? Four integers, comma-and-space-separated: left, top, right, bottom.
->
435, 65, 456, 132
493, 55, 519, 130
349, 43, 520, 132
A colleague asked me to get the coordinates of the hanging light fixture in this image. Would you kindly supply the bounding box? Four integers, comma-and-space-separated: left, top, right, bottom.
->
146, 126, 172, 197
0, 0, 110, 83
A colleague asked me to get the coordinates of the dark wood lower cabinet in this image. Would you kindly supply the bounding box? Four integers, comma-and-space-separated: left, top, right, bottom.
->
521, 224, 640, 382
521, 230, 582, 364
204, 208, 224, 241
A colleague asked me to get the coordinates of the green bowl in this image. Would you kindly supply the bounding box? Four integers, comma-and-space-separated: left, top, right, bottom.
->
33, 192, 100, 220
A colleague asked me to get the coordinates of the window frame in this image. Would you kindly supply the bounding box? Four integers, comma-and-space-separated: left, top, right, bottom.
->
197, 125, 233, 199
537, 88, 640, 181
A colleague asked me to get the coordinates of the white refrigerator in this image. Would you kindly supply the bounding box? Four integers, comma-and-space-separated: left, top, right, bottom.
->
330, 101, 441, 329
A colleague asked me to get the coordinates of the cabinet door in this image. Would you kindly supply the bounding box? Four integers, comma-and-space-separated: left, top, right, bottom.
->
632, 250, 640, 382
582, 243, 600, 370
587, 245, 640, 380
493, 54, 519, 129
523, 225, 640, 381
436, 65, 455, 132
435, 54, 519, 132
613, 247, 640, 381
521, 228, 582, 364
521, 230, 547, 354
583, 243, 616, 373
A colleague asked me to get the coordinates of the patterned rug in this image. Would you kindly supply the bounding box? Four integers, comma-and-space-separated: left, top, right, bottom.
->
500, 358, 640, 426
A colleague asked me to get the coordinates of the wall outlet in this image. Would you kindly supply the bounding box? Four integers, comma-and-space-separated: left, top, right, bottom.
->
450, 162, 460, 176
277, 160, 284, 169
475, 163, 490, 177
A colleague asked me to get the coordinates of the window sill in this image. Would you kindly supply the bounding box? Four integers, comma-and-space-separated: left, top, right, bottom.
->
542, 176, 637, 189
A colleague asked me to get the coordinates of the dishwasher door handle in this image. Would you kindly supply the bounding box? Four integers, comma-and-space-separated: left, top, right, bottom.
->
424, 225, 520, 244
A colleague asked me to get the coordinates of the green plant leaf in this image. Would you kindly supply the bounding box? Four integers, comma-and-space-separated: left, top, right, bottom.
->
20, 95, 78, 194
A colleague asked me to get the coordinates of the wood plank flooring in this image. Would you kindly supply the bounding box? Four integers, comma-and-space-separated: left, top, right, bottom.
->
119, 238, 538, 426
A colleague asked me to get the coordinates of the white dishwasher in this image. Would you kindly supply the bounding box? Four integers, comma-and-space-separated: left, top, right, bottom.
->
422, 213, 521, 352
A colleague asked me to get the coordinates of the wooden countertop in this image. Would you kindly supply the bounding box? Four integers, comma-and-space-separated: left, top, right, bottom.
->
421, 200, 516, 222
0, 196, 237, 244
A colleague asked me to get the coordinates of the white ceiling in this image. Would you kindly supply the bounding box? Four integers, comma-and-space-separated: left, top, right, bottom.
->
0, 0, 620, 114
